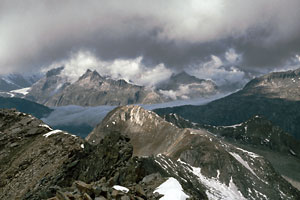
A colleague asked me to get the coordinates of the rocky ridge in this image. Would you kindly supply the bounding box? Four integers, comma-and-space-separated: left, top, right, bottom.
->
26, 67, 166, 106
0, 108, 204, 199
242, 68, 300, 100
162, 113, 300, 190
154, 68, 300, 140
87, 105, 300, 199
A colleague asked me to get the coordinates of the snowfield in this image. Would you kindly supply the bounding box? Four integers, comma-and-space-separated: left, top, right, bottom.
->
154, 177, 190, 200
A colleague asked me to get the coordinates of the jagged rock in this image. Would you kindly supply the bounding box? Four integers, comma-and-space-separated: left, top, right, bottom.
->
242, 68, 300, 101
0, 109, 173, 199
87, 105, 300, 199
163, 112, 300, 190
26, 68, 166, 106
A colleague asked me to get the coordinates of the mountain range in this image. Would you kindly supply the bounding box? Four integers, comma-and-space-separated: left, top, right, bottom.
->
0, 67, 220, 107
155, 68, 300, 140
0, 73, 40, 92
1, 106, 299, 199
1, 67, 300, 199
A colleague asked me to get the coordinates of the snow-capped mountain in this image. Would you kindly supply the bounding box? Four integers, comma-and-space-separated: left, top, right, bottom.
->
0, 73, 41, 98
0, 73, 41, 92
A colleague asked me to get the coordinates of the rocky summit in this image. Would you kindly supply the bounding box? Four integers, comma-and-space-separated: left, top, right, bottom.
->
0, 108, 204, 199
26, 67, 166, 106
242, 68, 300, 101
87, 105, 300, 199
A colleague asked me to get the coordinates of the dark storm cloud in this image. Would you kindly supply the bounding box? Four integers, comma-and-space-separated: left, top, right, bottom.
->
1, 0, 300, 79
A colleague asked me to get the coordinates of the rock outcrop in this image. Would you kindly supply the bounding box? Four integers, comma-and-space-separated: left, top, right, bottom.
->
242, 68, 300, 101
0, 109, 200, 199
87, 105, 300, 199
26, 68, 166, 106
162, 113, 300, 191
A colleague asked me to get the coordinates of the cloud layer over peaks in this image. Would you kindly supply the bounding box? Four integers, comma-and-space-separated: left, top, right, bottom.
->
1, 0, 300, 90
44, 51, 173, 87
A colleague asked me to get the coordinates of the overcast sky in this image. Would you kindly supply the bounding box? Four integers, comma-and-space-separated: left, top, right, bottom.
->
1, 0, 300, 90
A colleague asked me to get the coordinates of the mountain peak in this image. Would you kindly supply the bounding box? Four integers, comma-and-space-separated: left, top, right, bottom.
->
242, 67, 300, 100
46, 66, 64, 77
78, 69, 103, 81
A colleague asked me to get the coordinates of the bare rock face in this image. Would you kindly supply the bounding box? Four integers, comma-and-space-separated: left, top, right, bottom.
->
26, 68, 166, 106
87, 105, 300, 199
163, 113, 300, 190
0, 109, 86, 199
25, 66, 70, 105
0, 109, 201, 199
242, 68, 300, 100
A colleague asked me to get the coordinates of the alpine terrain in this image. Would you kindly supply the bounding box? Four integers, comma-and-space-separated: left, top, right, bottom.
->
155, 68, 300, 139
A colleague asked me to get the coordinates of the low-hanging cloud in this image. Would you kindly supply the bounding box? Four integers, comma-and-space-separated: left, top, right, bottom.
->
43, 51, 173, 87
42, 92, 230, 128
1, 0, 300, 89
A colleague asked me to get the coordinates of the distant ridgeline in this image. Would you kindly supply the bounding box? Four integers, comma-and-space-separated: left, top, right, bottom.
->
0, 97, 52, 118
155, 68, 300, 140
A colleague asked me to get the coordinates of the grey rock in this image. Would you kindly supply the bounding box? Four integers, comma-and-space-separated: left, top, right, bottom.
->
26, 69, 166, 106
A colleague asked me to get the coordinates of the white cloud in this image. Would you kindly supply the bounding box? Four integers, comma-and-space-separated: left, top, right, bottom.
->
1, 0, 300, 73
159, 82, 217, 100
187, 55, 246, 87
43, 51, 173, 87
225, 48, 241, 64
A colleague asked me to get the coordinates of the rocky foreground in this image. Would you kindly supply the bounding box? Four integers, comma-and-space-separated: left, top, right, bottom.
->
1, 107, 300, 199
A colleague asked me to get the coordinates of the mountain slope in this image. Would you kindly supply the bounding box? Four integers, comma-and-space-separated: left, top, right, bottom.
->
26, 68, 166, 106
162, 113, 300, 190
154, 68, 300, 139
157, 71, 218, 100
0, 97, 52, 118
0, 73, 40, 92
25, 66, 70, 105
242, 68, 300, 100
1, 109, 203, 199
87, 105, 300, 199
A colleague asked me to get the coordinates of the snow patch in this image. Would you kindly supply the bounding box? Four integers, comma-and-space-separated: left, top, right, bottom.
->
235, 147, 260, 158
10, 87, 31, 95
264, 138, 270, 143
222, 123, 243, 128
43, 129, 77, 138
178, 159, 246, 200
39, 124, 53, 130
43, 130, 63, 138
229, 152, 257, 177
154, 177, 189, 200
113, 185, 129, 193
289, 149, 296, 156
